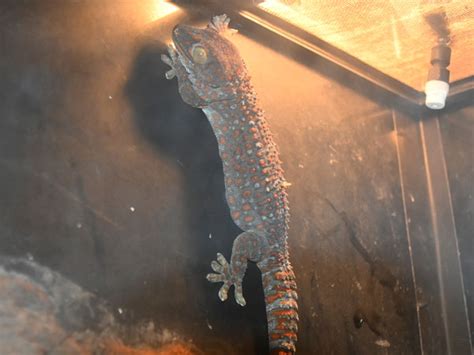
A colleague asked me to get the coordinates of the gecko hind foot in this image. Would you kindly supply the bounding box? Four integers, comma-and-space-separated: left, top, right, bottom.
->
206, 253, 246, 307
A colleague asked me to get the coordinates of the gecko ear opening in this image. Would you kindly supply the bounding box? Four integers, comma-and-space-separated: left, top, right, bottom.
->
207, 14, 238, 36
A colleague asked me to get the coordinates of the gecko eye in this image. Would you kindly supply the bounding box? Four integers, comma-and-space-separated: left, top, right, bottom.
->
191, 45, 208, 64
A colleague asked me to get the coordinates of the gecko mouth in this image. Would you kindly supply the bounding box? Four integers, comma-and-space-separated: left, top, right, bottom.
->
171, 25, 193, 63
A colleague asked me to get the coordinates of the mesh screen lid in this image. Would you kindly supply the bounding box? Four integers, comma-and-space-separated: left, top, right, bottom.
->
259, 0, 474, 91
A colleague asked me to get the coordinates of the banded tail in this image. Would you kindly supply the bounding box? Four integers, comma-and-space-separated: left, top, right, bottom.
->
258, 245, 298, 353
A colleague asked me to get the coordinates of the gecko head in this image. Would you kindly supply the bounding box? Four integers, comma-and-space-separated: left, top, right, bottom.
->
171, 15, 245, 103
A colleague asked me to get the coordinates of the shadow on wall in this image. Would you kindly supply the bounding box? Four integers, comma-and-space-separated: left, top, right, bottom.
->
123, 40, 217, 288
123, 40, 232, 292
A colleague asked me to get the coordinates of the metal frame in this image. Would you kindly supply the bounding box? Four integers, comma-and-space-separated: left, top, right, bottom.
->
394, 109, 473, 355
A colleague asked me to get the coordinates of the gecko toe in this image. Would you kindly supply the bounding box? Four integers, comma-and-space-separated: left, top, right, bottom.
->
216, 253, 229, 267
234, 283, 246, 306
165, 69, 176, 79
211, 260, 224, 273
161, 54, 172, 66
161, 53, 177, 80
167, 44, 178, 60
206, 273, 225, 283
218, 282, 230, 301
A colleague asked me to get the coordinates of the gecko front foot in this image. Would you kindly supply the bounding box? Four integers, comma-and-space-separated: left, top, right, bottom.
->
161, 44, 207, 107
206, 253, 246, 306
161, 45, 178, 80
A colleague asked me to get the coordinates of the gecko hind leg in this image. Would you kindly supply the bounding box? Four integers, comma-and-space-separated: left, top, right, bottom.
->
207, 231, 269, 307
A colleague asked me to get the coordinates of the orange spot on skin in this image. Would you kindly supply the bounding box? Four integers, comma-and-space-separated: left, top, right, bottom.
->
269, 332, 296, 341
271, 309, 296, 317
270, 349, 293, 355
274, 322, 289, 330
265, 292, 284, 304
242, 190, 252, 198
272, 282, 297, 293
244, 215, 254, 222
242, 203, 252, 211
231, 211, 241, 220
219, 137, 226, 145
228, 195, 236, 205
259, 159, 266, 167
275, 271, 292, 280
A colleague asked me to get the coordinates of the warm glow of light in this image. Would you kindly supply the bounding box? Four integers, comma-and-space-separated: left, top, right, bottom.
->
257, 0, 474, 90
150, 0, 179, 22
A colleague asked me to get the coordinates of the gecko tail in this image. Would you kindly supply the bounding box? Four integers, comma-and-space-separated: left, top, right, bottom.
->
258, 249, 299, 353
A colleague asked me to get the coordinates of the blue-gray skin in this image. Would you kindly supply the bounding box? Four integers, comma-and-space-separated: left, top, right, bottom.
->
162, 15, 298, 353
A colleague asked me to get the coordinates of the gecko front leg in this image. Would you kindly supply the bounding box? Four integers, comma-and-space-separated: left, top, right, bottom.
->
207, 231, 269, 307
161, 45, 207, 107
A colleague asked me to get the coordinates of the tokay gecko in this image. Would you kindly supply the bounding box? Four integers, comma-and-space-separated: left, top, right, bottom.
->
162, 15, 298, 354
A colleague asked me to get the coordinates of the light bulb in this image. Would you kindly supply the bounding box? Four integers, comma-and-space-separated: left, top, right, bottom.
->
425, 80, 449, 110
